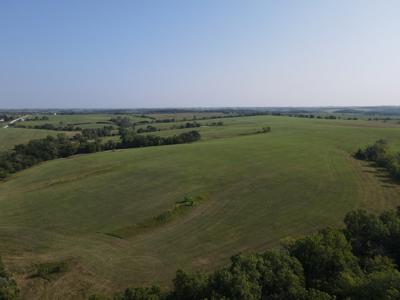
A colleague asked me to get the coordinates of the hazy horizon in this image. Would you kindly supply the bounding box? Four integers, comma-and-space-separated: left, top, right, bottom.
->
3, 105, 400, 111
1, 0, 400, 108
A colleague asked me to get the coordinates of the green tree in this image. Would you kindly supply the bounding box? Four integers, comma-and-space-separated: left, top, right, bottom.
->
116, 286, 162, 300
288, 228, 361, 296
344, 210, 388, 261
172, 269, 209, 300
352, 270, 400, 300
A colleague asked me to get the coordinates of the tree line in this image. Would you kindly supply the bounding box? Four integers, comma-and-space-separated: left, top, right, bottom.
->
355, 139, 400, 180
136, 125, 159, 133
25, 115, 50, 121
15, 123, 81, 131
0, 130, 201, 179
207, 121, 224, 126
170, 122, 201, 129
110, 116, 137, 128
14, 123, 117, 137
137, 121, 223, 134
81, 126, 115, 139
88, 208, 400, 300
119, 129, 201, 148
0, 114, 19, 122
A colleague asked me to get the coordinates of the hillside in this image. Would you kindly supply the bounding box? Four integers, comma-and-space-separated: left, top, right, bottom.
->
0, 116, 400, 299
0, 127, 73, 152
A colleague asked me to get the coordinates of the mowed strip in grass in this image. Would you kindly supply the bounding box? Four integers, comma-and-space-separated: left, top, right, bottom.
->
1, 116, 400, 299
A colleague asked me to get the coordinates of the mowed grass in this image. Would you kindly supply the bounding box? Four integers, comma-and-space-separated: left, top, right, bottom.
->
0, 127, 70, 151
1, 116, 400, 299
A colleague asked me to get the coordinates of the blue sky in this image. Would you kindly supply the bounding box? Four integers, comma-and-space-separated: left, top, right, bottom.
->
1, 0, 399, 108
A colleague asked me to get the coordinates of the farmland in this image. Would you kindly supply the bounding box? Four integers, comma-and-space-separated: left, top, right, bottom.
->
13, 113, 151, 129
1, 113, 400, 298
0, 127, 73, 152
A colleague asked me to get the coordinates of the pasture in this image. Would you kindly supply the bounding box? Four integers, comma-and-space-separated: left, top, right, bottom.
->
14, 113, 151, 129
1, 115, 400, 299
147, 111, 229, 121
0, 127, 70, 151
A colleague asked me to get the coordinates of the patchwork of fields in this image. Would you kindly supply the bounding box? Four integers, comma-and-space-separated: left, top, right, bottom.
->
1, 115, 400, 299
13, 113, 151, 129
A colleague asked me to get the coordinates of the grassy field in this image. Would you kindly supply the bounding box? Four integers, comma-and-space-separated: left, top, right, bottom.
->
14, 114, 151, 129
0, 127, 72, 151
1, 115, 400, 299
147, 112, 229, 121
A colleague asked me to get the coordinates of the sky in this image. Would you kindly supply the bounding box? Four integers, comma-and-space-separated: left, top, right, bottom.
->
1, 0, 400, 108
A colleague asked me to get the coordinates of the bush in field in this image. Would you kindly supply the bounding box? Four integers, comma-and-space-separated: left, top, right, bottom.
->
137, 125, 159, 133
0, 258, 18, 300
355, 139, 400, 180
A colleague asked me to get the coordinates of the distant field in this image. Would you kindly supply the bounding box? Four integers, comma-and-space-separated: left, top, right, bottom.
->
138, 115, 400, 141
148, 111, 229, 121
14, 113, 151, 129
0, 127, 73, 151
1, 115, 400, 299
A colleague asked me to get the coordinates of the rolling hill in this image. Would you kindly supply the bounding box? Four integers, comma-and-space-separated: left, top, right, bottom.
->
0, 127, 73, 152
0, 115, 400, 299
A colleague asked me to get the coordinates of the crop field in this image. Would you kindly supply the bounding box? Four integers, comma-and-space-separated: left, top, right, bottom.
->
1, 115, 400, 299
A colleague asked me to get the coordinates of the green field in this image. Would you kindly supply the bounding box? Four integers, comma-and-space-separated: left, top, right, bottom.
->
1, 115, 400, 299
15, 113, 151, 129
147, 112, 229, 121
0, 127, 74, 151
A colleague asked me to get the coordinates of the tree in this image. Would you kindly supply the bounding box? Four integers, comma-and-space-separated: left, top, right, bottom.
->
258, 251, 307, 300
351, 270, 400, 300
116, 286, 162, 300
172, 269, 209, 300
344, 210, 388, 261
288, 228, 361, 296
344, 209, 400, 266
209, 254, 262, 300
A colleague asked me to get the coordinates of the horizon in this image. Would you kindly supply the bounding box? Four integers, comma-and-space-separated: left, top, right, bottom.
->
2, 105, 400, 111
1, 0, 400, 108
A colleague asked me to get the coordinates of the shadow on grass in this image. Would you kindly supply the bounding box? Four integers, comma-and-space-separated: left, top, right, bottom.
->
363, 161, 399, 187
105, 194, 209, 239
27, 260, 69, 281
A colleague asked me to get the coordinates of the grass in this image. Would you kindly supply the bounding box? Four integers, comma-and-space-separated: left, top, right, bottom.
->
108, 195, 208, 239
1, 115, 400, 299
148, 112, 229, 121
0, 127, 72, 152
29, 261, 69, 281
15, 114, 151, 129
